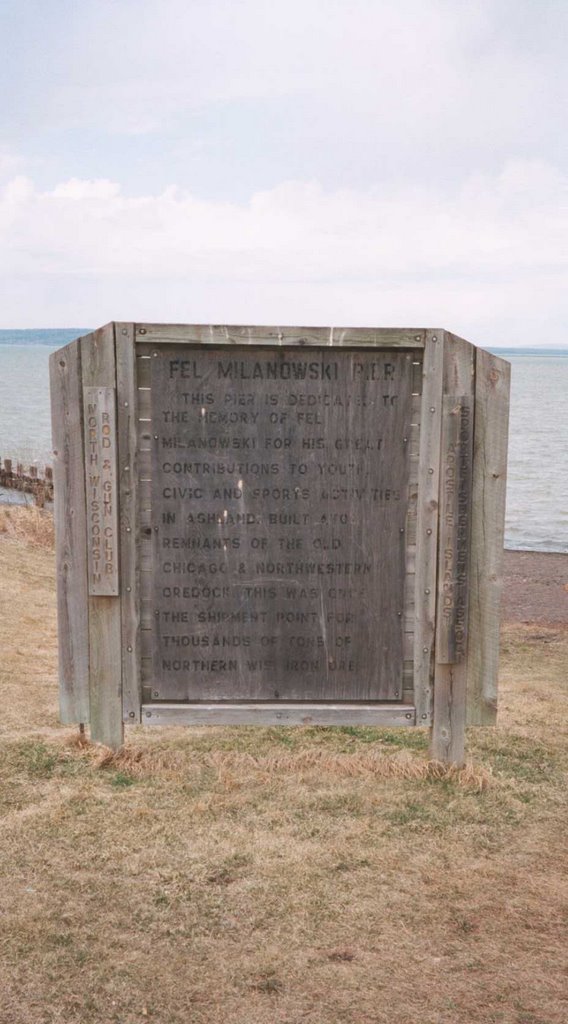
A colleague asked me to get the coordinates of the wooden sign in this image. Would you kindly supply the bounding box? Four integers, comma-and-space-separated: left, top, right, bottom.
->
150, 347, 413, 701
82, 386, 119, 596
50, 324, 511, 764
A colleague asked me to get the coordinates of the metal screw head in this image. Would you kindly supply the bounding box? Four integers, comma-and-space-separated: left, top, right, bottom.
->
122, 328, 128, 335
153, 351, 159, 357
127, 645, 133, 652
153, 691, 159, 698
425, 588, 430, 595
124, 401, 129, 407
126, 586, 132, 593
430, 406, 435, 413
139, 328, 147, 335
129, 711, 135, 718
423, 646, 429, 653
426, 528, 432, 535
124, 465, 130, 472
399, 527, 405, 533
145, 711, 152, 718
154, 434, 159, 440
432, 335, 437, 342
405, 713, 412, 720
126, 526, 132, 533
428, 468, 434, 475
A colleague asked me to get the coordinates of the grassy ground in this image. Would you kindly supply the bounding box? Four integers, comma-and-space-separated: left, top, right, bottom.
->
1, 508, 567, 1024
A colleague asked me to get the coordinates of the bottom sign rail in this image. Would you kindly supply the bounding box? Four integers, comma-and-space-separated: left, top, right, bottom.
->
141, 703, 416, 727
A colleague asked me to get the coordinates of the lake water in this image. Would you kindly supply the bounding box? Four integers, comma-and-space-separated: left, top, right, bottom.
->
0, 331, 566, 552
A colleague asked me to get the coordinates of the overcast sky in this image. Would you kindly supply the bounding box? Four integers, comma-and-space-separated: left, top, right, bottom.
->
1, 0, 566, 344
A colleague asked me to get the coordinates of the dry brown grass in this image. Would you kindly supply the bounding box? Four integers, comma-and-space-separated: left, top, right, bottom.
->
1, 519, 567, 1024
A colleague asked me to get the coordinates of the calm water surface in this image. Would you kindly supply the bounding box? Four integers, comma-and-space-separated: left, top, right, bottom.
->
0, 334, 566, 552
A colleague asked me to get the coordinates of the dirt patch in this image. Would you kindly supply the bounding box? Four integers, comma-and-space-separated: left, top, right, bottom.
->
503, 549, 568, 626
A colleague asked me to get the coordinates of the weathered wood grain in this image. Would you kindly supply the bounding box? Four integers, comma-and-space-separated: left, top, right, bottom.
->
115, 323, 142, 723
80, 324, 123, 748
435, 395, 473, 663
142, 703, 416, 727
82, 386, 119, 595
467, 348, 511, 725
430, 333, 474, 763
413, 333, 444, 725
49, 339, 90, 724
135, 325, 427, 348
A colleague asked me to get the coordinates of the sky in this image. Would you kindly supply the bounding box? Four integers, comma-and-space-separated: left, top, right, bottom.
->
0, 0, 567, 345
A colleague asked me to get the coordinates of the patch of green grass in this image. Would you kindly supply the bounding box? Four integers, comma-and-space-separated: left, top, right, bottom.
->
15, 741, 58, 779
109, 771, 136, 788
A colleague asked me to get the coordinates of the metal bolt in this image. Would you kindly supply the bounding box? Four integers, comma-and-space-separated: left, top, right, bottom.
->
139, 328, 147, 335
425, 588, 430, 595
397, 611, 402, 617
423, 646, 429, 653
415, 335, 421, 341
403, 436, 408, 443
122, 328, 128, 335
153, 691, 159, 698
426, 528, 432, 535
430, 406, 435, 413
428, 468, 434, 475
129, 711, 135, 718
405, 713, 412, 720
432, 335, 437, 342
399, 527, 405, 533
124, 401, 129, 407
126, 586, 132, 593
154, 526, 159, 532
154, 434, 158, 440
153, 351, 159, 357
127, 645, 133, 652
421, 714, 428, 720
126, 526, 132, 533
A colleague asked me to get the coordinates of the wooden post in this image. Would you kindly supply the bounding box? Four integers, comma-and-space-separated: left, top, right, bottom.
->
80, 324, 124, 749
430, 333, 474, 764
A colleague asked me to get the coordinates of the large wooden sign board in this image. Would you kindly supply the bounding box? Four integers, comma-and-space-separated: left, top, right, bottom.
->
50, 324, 510, 763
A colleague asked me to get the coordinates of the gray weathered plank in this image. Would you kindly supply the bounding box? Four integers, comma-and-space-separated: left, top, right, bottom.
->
142, 703, 416, 727
435, 395, 473, 663
430, 333, 474, 763
135, 325, 428, 348
80, 324, 123, 748
82, 386, 120, 595
49, 339, 90, 724
413, 333, 444, 725
467, 349, 511, 725
115, 323, 142, 723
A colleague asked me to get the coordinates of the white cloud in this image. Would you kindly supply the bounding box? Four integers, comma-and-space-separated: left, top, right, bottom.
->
1, 160, 566, 343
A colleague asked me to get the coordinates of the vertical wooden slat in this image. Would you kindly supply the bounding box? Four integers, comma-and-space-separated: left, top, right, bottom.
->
80, 324, 124, 748
467, 349, 511, 725
413, 332, 444, 725
115, 323, 141, 723
431, 333, 475, 763
49, 340, 90, 724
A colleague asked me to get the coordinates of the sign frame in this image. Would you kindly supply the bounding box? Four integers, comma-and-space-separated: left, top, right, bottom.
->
49, 324, 511, 763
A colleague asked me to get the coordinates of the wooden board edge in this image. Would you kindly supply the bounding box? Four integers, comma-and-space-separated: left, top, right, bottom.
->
49, 339, 90, 724
80, 323, 124, 748
466, 348, 511, 726
142, 703, 417, 727
133, 324, 432, 347
116, 323, 142, 723
431, 333, 475, 763
413, 331, 444, 724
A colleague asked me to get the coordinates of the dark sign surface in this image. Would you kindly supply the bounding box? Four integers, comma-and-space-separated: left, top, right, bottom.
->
150, 347, 413, 701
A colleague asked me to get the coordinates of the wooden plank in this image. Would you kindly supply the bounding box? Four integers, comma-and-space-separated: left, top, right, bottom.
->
49, 339, 90, 724
135, 325, 427, 348
116, 323, 142, 723
430, 333, 475, 763
80, 324, 124, 748
82, 386, 119, 595
435, 395, 473, 662
413, 332, 444, 725
467, 349, 511, 725
142, 702, 416, 727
